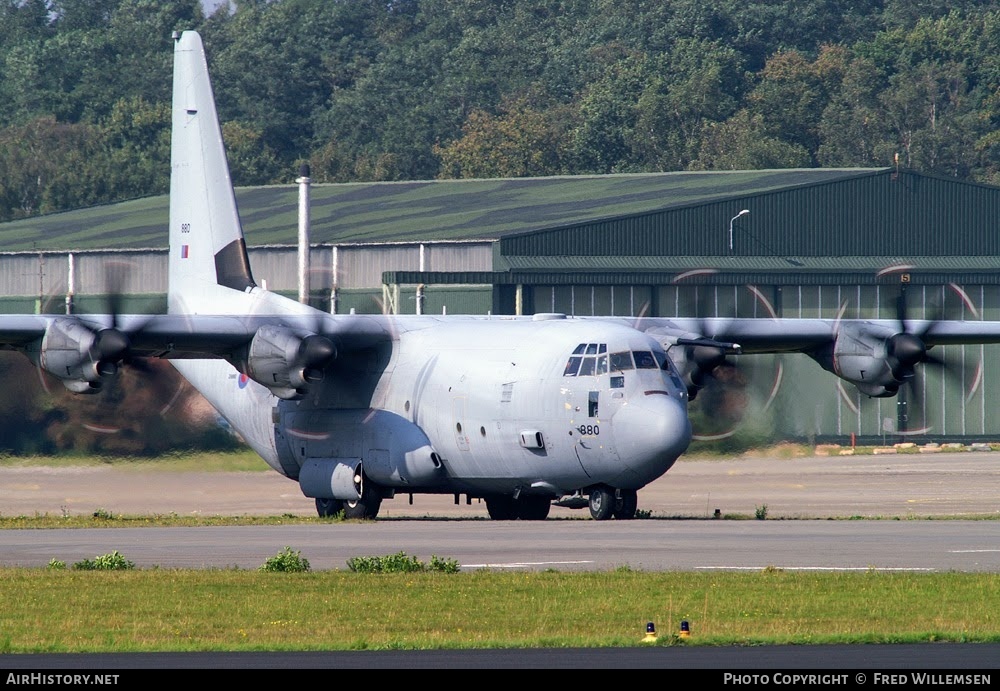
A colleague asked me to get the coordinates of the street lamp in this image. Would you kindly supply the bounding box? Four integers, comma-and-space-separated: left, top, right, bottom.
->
729, 209, 750, 253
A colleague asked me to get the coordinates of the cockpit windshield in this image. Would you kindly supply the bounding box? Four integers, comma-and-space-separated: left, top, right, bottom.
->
565, 343, 677, 387
563, 343, 608, 376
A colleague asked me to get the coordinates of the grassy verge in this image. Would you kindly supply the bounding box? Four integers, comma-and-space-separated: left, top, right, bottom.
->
0, 568, 996, 653
0, 449, 267, 472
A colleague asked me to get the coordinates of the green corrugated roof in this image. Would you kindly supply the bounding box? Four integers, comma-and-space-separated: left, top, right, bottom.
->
0, 169, 884, 252
501, 255, 1000, 272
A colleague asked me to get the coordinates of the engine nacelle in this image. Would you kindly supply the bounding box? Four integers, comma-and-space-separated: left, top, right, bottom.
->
29, 318, 118, 393
241, 325, 337, 400
661, 333, 740, 400
808, 322, 909, 397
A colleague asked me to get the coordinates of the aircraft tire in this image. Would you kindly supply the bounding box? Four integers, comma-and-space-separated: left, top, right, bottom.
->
515, 495, 552, 520
315, 497, 345, 518
613, 489, 638, 520
343, 480, 382, 520
485, 495, 516, 520
588, 486, 615, 520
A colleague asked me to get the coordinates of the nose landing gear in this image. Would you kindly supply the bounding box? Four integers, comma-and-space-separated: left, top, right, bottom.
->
588, 486, 638, 520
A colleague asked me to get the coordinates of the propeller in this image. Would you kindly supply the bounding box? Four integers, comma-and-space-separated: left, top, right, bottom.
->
856, 285, 982, 437
60, 261, 182, 437
672, 280, 783, 440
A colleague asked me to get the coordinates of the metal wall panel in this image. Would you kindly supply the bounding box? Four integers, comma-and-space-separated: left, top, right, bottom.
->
499, 170, 1000, 259
422, 243, 493, 273
336, 245, 419, 289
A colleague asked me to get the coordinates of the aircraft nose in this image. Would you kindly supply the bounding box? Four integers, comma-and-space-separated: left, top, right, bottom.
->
612, 392, 691, 482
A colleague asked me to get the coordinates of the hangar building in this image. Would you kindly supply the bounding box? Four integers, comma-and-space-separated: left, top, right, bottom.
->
2, 166, 999, 444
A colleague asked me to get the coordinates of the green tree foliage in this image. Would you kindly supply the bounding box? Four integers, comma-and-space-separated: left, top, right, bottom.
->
435, 94, 576, 178
2, 1, 1000, 219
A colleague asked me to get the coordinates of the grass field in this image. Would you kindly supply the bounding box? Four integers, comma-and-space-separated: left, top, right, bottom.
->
0, 568, 997, 652
1, 449, 997, 653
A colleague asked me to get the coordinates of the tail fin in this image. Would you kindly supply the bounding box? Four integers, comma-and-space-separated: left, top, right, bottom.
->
168, 30, 255, 314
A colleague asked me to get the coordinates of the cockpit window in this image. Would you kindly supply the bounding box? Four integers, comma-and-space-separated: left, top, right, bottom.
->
633, 351, 657, 369
564, 344, 608, 377
609, 351, 633, 371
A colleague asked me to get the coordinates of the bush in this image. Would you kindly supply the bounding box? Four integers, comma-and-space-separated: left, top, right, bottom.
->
429, 554, 460, 573
47, 559, 66, 570
73, 550, 135, 570
347, 551, 461, 573
259, 547, 311, 573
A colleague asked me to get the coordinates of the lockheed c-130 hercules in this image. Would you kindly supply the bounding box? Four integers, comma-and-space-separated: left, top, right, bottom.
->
5, 30, 1000, 521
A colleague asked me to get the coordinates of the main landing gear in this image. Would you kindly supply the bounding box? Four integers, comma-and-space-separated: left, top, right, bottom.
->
588, 486, 638, 520
314, 474, 383, 520
484, 494, 552, 520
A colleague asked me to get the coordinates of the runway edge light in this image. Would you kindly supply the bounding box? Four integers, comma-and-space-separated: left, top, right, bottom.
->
643, 622, 657, 643
680, 620, 690, 638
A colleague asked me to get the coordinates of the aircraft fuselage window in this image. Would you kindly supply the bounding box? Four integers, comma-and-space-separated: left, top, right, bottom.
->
610, 375, 624, 389
563, 343, 608, 377
609, 352, 634, 371
588, 391, 599, 417
656, 351, 686, 390
633, 351, 657, 368
595, 354, 608, 375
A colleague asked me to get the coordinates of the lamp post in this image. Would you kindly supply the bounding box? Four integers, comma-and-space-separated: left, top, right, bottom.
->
729, 209, 750, 253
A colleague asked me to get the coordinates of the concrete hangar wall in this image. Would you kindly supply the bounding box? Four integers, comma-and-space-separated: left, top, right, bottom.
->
3, 168, 1000, 444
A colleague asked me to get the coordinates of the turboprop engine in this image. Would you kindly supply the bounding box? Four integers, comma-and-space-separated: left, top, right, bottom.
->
240, 324, 337, 400
29, 317, 131, 393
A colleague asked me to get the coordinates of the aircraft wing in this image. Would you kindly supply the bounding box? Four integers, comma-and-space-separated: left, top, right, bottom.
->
628, 316, 1000, 352
0, 309, 401, 395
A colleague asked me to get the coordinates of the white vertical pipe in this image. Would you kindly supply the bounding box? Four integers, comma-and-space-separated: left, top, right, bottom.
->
296, 163, 311, 305
65, 252, 75, 314
330, 245, 339, 314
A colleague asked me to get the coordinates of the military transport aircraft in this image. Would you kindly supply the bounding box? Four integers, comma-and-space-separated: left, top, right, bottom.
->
5, 30, 1000, 521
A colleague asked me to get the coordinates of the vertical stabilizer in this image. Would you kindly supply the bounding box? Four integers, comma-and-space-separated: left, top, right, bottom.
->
168, 30, 255, 314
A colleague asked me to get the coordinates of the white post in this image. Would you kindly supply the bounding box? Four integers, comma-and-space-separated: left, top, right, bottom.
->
296, 164, 311, 304
65, 252, 75, 314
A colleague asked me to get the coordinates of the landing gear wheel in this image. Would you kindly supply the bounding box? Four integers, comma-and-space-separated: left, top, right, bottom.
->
315, 497, 344, 518
589, 486, 615, 521
514, 495, 552, 520
343, 478, 382, 520
485, 494, 516, 520
613, 489, 638, 520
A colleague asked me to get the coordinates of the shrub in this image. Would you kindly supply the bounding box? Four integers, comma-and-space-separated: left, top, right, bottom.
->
73, 550, 135, 570
47, 559, 66, 570
347, 551, 423, 573
429, 554, 460, 573
259, 547, 311, 573
755, 504, 768, 520
347, 551, 453, 573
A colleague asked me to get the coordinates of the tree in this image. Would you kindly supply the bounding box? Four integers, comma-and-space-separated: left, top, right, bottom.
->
435, 95, 576, 178
691, 110, 812, 170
